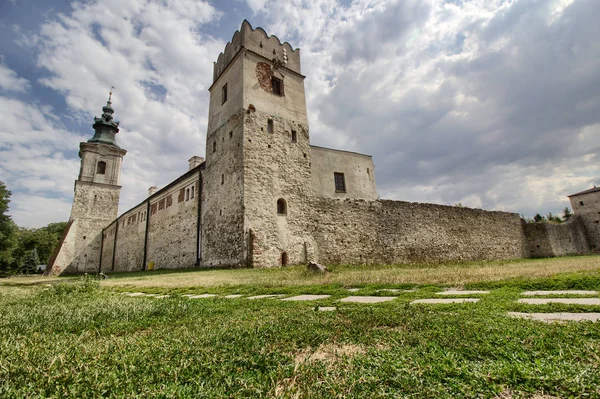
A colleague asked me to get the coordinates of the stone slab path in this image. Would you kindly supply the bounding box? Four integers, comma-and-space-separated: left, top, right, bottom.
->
508, 312, 600, 323
518, 298, 600, 305
224, 294, 243, 298
247, 294, 285, 300
189, 294, 216, 299
436, 290, 489, 295
521, 290, 598, 296
339, 296, 396, 303
317, 307, 337, 312
411, 298, 480, 304
282, 295, 331, 301
377, 288, 418, 293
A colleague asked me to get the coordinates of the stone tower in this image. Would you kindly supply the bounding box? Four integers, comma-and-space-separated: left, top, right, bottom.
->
48, 93, 127, 274
202, 20, 314, 268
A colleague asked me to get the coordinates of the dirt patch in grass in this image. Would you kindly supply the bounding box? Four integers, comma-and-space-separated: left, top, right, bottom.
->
294, 343, 366, 365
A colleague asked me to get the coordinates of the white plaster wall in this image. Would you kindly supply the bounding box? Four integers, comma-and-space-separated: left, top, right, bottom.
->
310, 146, 377, 200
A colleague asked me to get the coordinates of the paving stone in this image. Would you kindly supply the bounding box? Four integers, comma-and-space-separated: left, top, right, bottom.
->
282, 295, 331, 301
411, 298, 480, 304
436, 290, 489, 295
125, 292, 147, 297
377, 288, 417, 293
521, 290, 598, 296
346, 288, 361, 292
154, 295, 169, 299
224, 294, 243, 298
339, 296, 396, 303
508, 312, 600, 323
518, 298, 600, 305
188, 294, 216, 299
317, 306, 337, 312
247, 294, 284, 300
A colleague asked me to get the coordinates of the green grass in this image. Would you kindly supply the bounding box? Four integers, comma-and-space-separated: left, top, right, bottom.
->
2, 264, 600, 398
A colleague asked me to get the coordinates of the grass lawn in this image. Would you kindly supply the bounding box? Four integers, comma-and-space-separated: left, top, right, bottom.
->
2, 256, 600, 398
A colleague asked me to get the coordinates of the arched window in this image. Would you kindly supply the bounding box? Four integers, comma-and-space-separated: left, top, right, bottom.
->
97, 161, 106, 175
277, 198, 287, 215
281, 252, 288, 267
186, 188, 190, 201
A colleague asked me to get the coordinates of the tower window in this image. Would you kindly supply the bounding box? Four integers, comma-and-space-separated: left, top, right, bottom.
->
222, 83, 228, 104
221, 174, 224, 185
213, 141, 216, 153
334, 172, 346, 192
580, 201, 584, 206
97, 161, 106, 175
267, 119, 274, 133
277, 198, 287, 215
191, 186, 194, 199
229, 131, 233, 139
272, 77, 283, 96
291, 130, 297, 142
281, 252, 288, 267
186, 188, 190, 201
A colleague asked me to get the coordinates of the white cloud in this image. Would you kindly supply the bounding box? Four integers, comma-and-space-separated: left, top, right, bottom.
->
1, 0, 223, 227
0, 60, 30, 93
247, 0, 600, 216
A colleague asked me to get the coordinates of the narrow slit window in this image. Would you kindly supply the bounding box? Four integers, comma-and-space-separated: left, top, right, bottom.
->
229, 131, 233, 139
213, 141, 216, 153
281, 252, 288, 267
267, 119, 273, 133
221, 174, 224, 185
222, 83, 227, 104
191, 186, 194, 199
334, 172, 346, 192
277, 198, 287, 215
97, 161, 106, 175
272, 77, 283, 96
186, 188, 190, 201
291, 130, 297, 142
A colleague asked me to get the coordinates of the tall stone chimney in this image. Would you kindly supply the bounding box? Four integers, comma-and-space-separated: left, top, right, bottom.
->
148, 186, 157, 197
188, 156, 205, 171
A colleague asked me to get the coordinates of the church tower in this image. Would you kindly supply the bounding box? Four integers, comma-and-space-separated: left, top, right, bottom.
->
202, 21, 314, 268
48, 93, 127, 274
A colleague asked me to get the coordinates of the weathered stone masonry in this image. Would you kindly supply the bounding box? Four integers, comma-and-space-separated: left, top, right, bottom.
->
48, 20, 600, 275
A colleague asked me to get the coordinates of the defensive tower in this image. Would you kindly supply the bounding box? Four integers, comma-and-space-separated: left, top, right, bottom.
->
202, 20, 314, 267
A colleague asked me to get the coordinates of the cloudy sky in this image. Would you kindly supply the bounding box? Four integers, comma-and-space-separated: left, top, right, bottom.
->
0, 0, 598, 228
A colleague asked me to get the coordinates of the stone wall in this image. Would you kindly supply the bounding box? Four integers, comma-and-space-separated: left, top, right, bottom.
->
309, 198, 527, 265
99, 169, 202, 272
570, 190, 600, 252
147, 176, 199, 270
522, 217, 590, 258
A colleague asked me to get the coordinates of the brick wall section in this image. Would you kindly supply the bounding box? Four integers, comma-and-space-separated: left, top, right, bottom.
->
522, 217, 590, 258
307, 198, 527, 265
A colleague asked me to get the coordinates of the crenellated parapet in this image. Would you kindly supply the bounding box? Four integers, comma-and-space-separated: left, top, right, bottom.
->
213, 20, 301, 83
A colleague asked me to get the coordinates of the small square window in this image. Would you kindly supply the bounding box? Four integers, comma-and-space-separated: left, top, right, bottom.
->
222, 83, 228, 104
334, 172, 346, 192
580, 201, 584, 206
272, 77, 283, 96
291, 130, 297, 142
97, 161, 106, 175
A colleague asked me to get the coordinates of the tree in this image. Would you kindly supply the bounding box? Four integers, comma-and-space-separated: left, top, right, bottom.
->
563, 207, 573, 221
0, 181, 17, 276
21, 248, 40, 274
533, 213, 546, 223
546, 212, 562, 223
